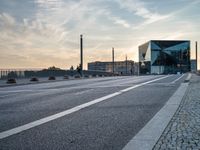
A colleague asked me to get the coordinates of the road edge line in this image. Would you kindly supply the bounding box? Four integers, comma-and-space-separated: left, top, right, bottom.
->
122, 82, 189, 150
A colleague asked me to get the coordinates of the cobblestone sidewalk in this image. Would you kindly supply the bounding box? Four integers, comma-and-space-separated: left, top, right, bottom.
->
153, 74, 200, 150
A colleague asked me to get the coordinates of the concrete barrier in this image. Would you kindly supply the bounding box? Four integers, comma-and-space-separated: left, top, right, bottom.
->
30, 77, 39, 82
184, 73, 192, 82
6, 78, 16, 84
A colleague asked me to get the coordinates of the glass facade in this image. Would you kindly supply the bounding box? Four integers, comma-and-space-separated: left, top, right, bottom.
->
139, 40, 190, 74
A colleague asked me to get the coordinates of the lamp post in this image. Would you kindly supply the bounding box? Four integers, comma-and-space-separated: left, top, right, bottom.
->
126, 54, 128, 75
112, 47, 114, 74
196, 41, 198, 71
80, 34, 83, 77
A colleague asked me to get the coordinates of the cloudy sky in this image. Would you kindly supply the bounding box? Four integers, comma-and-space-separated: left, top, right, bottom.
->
0, 0, 199, 69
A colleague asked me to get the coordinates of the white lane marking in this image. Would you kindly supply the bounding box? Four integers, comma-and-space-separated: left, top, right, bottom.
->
0, 89, 61, 94
92, 85, 131, 88
0, 76, 160, 96
0, 75, 170, 140
147, 74, 184, 85
80, 77, 145, 88
74, 89, 94, 95
0, 93, 20, 98
0, 90, 35, 93
170, 74, 185, 84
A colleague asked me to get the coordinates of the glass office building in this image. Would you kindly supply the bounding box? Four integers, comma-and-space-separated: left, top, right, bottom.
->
139, 40, 191, 74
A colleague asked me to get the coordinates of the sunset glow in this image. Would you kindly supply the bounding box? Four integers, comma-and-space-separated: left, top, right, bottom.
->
0, 0, 199, 69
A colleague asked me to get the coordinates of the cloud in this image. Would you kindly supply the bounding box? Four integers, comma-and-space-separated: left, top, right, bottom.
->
112, 17, 131, 28
0, 0, 199, 69
115, 0, 171, 28
0, 13, 15, 27
0, 11, 77, 68
1, 0, 105, 69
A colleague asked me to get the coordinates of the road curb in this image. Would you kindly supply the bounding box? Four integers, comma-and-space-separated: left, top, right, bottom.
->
122, 82, 189, 150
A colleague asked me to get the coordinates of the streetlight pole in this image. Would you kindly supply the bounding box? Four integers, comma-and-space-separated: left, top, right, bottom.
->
112, 47, 115, 74
138, 50, 140, 76
80, 34, 83, 77
126, 54, 128, 75
196, 41, 198, 71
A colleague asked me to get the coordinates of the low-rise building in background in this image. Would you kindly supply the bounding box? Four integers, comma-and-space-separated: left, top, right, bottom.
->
88, 60, 134, 75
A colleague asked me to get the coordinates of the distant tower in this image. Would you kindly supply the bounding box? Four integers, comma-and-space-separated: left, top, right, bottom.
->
112, 47, 115, 74
80, 34, 83, 77
196, 41, 198, 71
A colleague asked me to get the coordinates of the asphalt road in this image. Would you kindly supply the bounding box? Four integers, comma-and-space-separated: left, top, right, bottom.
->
0, 74, 186, 150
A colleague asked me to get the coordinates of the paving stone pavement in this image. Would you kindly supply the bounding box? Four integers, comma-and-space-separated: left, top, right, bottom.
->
153, 74, 200, 150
